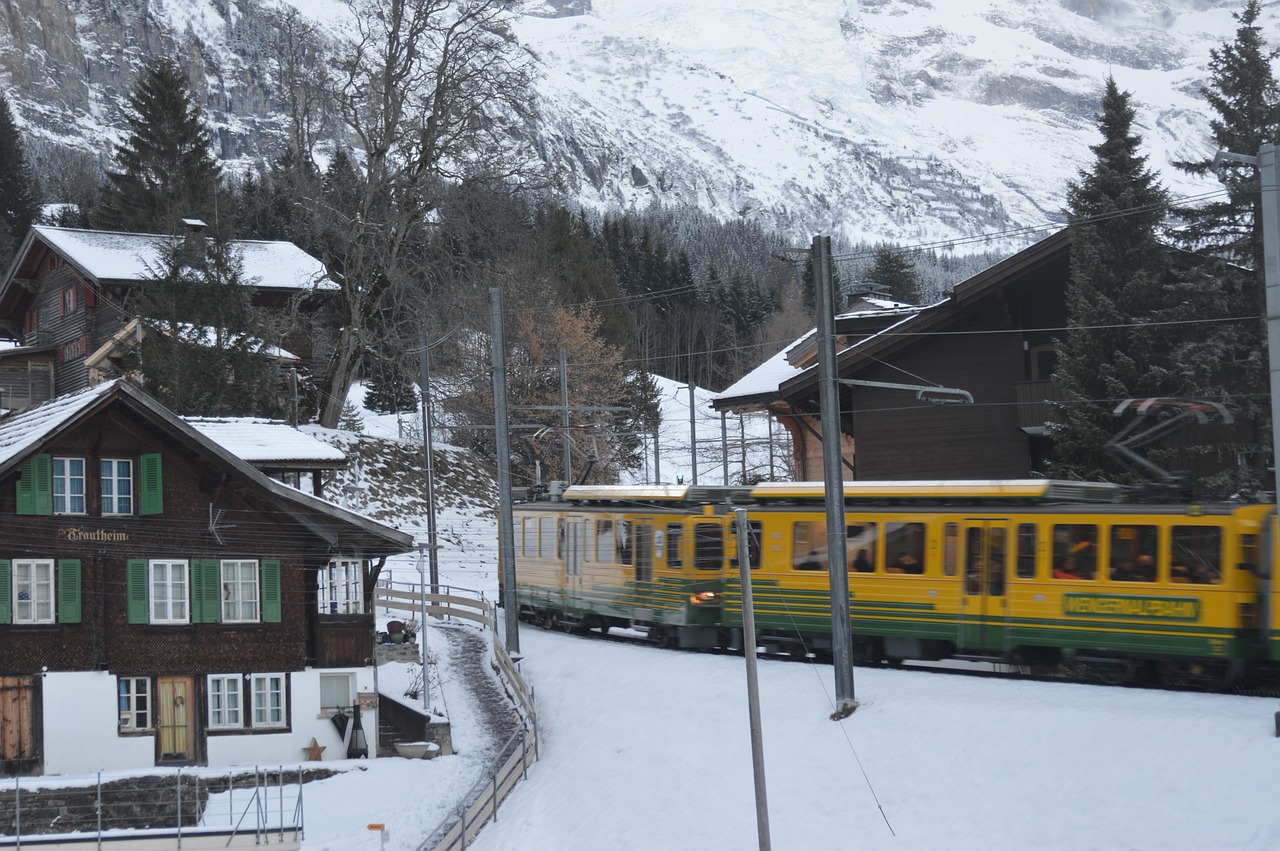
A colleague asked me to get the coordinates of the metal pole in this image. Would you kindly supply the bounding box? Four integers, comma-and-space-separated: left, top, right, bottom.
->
1259, 143, 1280, 501
419, 330, 440, 592
688, 378, 698, 485
721, 411, 730, 485
418, 545, 430, 711
560, 348, 572, 484
815, 235, 857, 714
735, 508, 772, 851
653, 425, 661, 484
491, 288, 520, 654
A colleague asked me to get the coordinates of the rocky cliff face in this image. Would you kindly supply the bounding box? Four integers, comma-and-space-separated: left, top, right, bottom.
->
0, 0, 1261, 246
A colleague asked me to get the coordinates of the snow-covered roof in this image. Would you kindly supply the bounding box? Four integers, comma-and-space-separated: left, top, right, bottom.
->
714, 337, 807, 403
29, 225, 336, 290
0, 382, 117, 468
185, 418, 347, 466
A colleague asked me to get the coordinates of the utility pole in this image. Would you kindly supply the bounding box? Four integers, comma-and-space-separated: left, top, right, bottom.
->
490, 288, 519, 654
1217, 143, 1280, 501
688, 378, 698, 485
721, 412, 730, 485
418, 330, 440, 592
560, 348, 572, 484
735, 508, 772, 851
814, 235, 857, 716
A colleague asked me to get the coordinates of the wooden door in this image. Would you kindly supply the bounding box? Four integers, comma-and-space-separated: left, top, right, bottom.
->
157, 676, 196, 764
0, 676, 38, 774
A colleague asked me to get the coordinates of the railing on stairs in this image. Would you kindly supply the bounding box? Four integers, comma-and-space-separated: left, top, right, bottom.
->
373, 581, 538, 851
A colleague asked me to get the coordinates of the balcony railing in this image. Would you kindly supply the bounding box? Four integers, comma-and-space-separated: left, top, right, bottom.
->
1014, 379, 1062, 430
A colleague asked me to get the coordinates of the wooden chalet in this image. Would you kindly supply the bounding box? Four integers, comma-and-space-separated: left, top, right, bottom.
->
713, 229, 1070, 480
0, 224, 337, 412
0, 380, 413, 776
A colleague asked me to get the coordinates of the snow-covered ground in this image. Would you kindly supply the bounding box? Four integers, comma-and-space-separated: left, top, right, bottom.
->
15, 383, 1280, 850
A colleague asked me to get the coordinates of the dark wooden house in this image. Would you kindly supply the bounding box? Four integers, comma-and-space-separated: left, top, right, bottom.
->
713, 229, 1070, 480
0, 380, 412, 776
0, 225, 336, 412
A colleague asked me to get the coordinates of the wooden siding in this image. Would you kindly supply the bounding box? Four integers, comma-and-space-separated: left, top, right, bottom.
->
854, 309, 1031, 480
0, 406, 338, 681
0, 361, 54, 412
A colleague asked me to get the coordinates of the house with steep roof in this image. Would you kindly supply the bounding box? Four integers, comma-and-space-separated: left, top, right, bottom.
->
0, 380, 412, 776
0, 224, 337, 412
712, 230, 1071, 480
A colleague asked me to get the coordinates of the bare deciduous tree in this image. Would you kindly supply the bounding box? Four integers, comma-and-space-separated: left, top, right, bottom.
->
314, 0, 543, 427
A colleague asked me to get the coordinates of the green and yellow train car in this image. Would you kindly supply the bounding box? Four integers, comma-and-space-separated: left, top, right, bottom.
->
726, 480, 1273, 685
512, 485, 749, 648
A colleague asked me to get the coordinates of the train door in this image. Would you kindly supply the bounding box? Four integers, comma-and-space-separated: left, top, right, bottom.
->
564, 516, 586, 611
633, 520, 656, 617
958, 519, 1009, 652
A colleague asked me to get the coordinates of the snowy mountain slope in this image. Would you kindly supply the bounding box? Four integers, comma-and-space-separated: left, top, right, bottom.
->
513, 0, 1256, 245
0, 0, 1266, 248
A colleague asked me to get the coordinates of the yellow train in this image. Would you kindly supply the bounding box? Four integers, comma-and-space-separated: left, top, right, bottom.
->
512, 480, 1278, 687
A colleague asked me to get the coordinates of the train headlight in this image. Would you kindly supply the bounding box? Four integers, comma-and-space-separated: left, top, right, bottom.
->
690, 591, 719, 606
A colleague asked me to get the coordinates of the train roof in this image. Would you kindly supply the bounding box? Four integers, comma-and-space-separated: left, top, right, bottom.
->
749, 479, 1127, 504
558, 484, 755, 506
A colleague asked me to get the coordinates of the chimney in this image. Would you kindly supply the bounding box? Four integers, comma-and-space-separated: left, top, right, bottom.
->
181, 218, 208, 253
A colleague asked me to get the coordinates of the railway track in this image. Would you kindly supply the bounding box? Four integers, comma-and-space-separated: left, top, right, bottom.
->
524, 617, 1280, 698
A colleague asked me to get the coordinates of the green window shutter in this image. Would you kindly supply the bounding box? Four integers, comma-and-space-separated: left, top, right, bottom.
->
127, 559, 148, 624
193, 558, 221, 623
140, 454, 163, 515
0, 560, 10, 624
17, 455, 52, 516
262, 559, 281, 623
57, 559, 81, 624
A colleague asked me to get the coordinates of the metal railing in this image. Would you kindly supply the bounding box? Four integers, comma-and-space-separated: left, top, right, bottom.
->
0, 767, 305, 849
373, 580, 539, 851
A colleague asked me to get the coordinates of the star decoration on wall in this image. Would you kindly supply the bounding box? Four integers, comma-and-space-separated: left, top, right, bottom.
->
302, 737, 326, 761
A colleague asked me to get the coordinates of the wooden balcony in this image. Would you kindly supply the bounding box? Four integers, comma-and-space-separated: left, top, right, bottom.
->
313, 613, 375, 667
1014, 379, 1062, 431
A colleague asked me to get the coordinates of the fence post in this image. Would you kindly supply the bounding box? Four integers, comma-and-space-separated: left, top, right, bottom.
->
96, 770, 103, 841
13, 775, 18, 846
458, 803, 468, 849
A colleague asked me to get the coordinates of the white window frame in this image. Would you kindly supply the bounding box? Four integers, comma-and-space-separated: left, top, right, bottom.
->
220, 560, 260, 623
53, 456, 86, 515
319, 559, 364, 614
149, 559, 189, 624
13, 559, 55, 624
208, 674, 243, 729
118, 677, 151, 730
101, 458, 134, 515
251, 674, 286, 728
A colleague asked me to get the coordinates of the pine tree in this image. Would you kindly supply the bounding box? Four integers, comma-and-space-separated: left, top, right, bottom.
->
95, 59, 223, 233
866, 246, 920, 304
1166, 0, 1280, 495
1051, 77, 1172, 481
0, 92, 41, 267
122, 232, 284, 417
364, 357, 419, 415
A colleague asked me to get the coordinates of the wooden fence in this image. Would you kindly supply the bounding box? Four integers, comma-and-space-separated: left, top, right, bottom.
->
373, 582, 539, 851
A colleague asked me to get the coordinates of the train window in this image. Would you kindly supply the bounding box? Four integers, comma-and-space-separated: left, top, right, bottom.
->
1016, 524, 1036, 578
885, 523, 925, 574
989, 526, 1006, 595
1172, 526, 1223, 584
943, 523, 957, 576
539, 517, 557, 559
1109, 525, 1157, 582
594, 520, 612, 562
615, 521, 633, 565
693, 523, 724, 570
846, 523, 878, 573
793, 521, 823, 570
666, 524, 683, 569
1052, 524, 1098, 580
